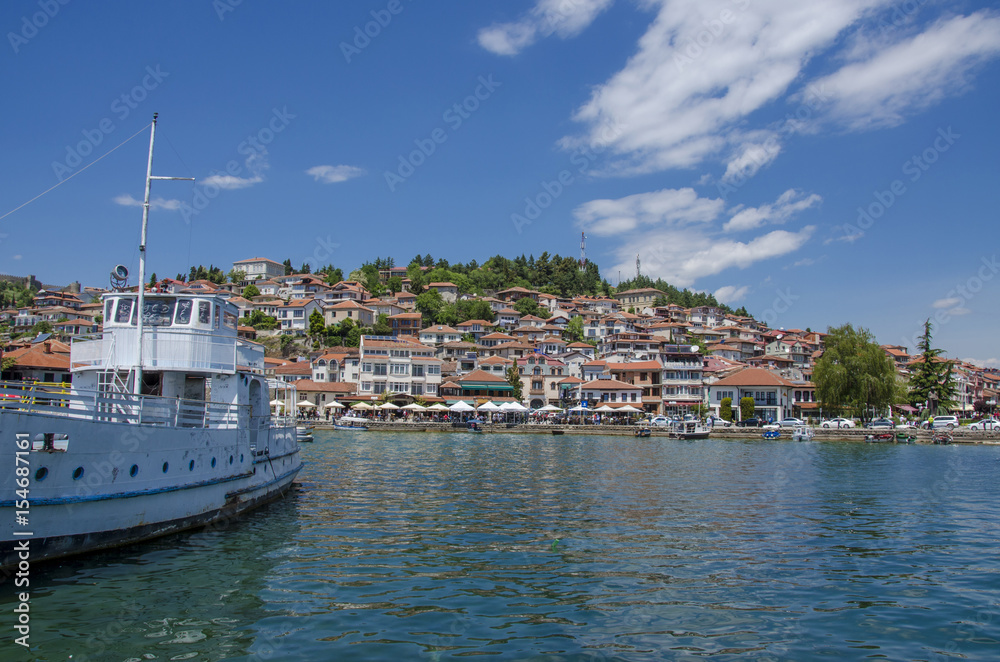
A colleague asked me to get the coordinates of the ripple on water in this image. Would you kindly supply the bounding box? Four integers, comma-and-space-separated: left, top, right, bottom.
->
4, 433, 1000, 660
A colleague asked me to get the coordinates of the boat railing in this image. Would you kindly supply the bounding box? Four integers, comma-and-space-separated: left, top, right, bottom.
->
0, 380, 247, 429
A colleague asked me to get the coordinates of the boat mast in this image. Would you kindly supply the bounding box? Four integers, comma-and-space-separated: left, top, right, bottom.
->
134, 113, 194, 395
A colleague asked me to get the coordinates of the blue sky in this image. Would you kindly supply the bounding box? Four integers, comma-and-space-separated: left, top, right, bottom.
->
2, 0, 999, 364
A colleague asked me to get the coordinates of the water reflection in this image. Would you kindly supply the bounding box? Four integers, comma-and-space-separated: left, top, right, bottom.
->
2, 434, 998, 660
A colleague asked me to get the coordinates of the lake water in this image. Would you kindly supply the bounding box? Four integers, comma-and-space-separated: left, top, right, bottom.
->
4, 432, 1000, 660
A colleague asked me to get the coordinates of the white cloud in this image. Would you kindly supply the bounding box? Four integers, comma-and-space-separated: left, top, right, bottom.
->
608, 225, 815, 288
565, 0, 879, 174
12, 254, 22, 260
932, 297, 962, 309
964, 357, 1000, 368
199, 149, 271, 190
808, 11, 1000, 130
947, 307, 971, 316
574, 187, 724, 236
714, 284, 749, 304
554, 2, 1000, 179
306, 164, 366, 184
200, 174, 263, 190
477, 0, 613, 55
113, 194, 183, 211
724, 189, 822, 232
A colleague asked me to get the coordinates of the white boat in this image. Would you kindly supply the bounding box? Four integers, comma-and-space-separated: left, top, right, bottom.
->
675, 420, 710, 439
335, 415, 368, 430
791, 425, 815, 441
0, 115, 301, 569
296, 426, 315, 443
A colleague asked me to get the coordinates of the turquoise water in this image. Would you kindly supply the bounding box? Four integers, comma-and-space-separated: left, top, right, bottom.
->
3, 432, 1000, 660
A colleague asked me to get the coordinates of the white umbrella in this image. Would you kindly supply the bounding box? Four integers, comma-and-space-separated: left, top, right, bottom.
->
538, 404, 563, 412
568, 405, 590, 412
427, 403, 450, 411
402, 403, 426, 411
500, 401, 528, 412
617, 405, 642, 412
477, 401, 501, 411
449, 401, 474, 412
324, 401, 345, 409
351, 402, 373, 410
378, 402, 400, 410
595, 405, 615, 412
296, 400, 316, 408
269, 399, 284, 407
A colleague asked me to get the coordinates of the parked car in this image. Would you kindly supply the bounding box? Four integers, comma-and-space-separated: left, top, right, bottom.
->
708, 416, 732, 428
778, 417, 806, 428
921, 415, 959, 430
866, 418, 894, 429
966, 418, 1000, 431
821, 417, 855, 428
648, 416, 671, 428
737, 417, 764, 427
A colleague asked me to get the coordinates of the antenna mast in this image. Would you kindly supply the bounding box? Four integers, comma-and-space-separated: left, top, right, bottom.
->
134, 113, 195, 395
579, 232, 587, 271
636, 254, 641, 280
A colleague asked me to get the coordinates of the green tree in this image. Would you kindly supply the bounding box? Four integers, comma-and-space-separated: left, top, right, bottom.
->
564, 316, 584, 343
814, 323, 900, 423
720, 397, 733, 422
907, 319, 957, 415
279, 334, 295, 357
513, 297, 541, 318
372, 313, 392, 336
387, 275, 403, 295
740, 397, 755, 421
415, 289, 444, 324
242, 283, 260, 299
345, 324, 362, 347
462, 299, 494, 324
240, 310, 278, 330
31, 320, 53, 335
282, 259, 293, 276
148, 272, 158, 288
506, 365, 523, 401
227, 268, 245, 284
308, 308, 326, 339
298, 263, 312, 275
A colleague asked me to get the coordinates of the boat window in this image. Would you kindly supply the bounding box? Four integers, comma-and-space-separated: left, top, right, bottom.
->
198, 301, 211, 325
115, 298, 133, 324
142, 299, 175, 326
104, 299, 114, 322
175, 299, 193, 325
223, 311, 237, 329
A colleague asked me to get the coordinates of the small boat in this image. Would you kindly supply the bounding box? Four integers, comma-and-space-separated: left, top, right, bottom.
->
551, 429, 565, 436
633, 427, 651, 438
895, 431, 916, 444
762, 429, 781, 439
865, 432, 895, 443
932, 431, 952, 445
676, 421, 710, 439
791, 425, 814, 441
335, 415, 368, 430
466, 421, 483, 433
296, 425, 315, 442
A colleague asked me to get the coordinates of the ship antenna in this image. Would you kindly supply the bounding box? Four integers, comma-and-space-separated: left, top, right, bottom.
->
134, 113, 195, 395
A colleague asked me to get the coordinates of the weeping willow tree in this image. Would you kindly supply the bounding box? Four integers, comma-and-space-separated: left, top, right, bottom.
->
813, 323, 901, 424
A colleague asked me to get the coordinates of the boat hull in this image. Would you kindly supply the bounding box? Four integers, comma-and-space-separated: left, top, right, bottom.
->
1, 409, 301, 570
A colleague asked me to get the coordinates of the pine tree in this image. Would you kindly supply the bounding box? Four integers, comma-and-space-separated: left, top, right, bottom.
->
908, 319, 956, 414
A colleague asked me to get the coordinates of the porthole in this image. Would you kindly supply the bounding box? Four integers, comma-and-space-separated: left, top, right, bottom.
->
35, 467, 48, 481
162, 462, 169, 473
240, 454, 244, 463
72, 467, 84, 480
189, 460, 195, 471
129, 465, 138, 478
229, 455, 234, 465
211, 457, 217, 468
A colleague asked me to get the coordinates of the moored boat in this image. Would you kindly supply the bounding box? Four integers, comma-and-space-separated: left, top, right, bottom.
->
676, 421, 710, 439
0, 117, 301, 569
334, 415, 368, 430
791, 425, 814, 441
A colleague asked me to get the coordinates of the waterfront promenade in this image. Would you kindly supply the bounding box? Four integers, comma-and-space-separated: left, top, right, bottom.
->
305, 419, 1000, 443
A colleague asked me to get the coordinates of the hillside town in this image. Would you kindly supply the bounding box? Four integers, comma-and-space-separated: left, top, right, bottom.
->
1, 256, 996, 423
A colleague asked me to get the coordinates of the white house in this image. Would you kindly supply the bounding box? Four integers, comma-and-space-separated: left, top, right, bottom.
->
233, 257, 284, 282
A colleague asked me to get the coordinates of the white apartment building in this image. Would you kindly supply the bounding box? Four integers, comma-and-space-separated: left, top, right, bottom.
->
233, 257, 284, 282
358, 336, 443, 399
